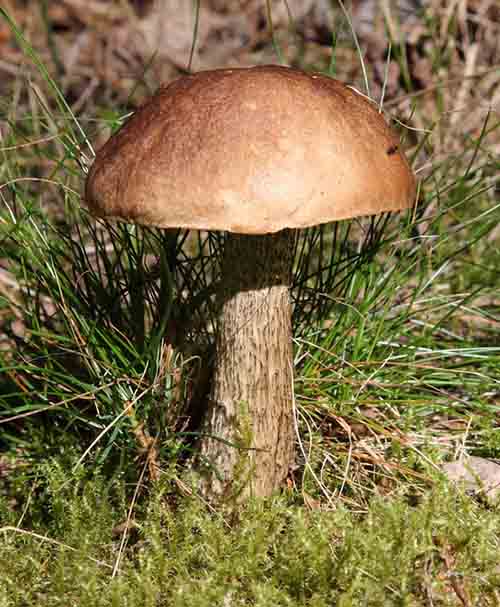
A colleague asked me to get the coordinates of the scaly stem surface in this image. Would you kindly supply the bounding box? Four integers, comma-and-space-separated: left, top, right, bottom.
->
199, 230, 295, 499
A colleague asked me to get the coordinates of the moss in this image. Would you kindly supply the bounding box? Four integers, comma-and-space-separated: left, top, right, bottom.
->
1, 466, 499, 606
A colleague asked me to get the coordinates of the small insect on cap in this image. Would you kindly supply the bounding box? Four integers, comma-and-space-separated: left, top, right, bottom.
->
85, 65, 416, 234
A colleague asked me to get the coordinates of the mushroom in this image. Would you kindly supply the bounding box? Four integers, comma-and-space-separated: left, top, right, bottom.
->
85, 65, 415, 499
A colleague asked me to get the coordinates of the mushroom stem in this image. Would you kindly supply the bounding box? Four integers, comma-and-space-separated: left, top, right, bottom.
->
199, 229, 296, 499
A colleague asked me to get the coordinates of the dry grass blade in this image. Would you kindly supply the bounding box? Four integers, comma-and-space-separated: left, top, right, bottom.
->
0, 526, 113, 569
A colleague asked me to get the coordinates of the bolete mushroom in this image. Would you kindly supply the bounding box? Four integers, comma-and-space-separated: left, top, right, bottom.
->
85, 65, 415, 499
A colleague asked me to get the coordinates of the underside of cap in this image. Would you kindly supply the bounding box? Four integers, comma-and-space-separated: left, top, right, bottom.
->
85, 65, 416, 234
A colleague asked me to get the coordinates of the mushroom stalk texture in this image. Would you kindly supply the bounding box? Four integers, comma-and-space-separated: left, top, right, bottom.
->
200, 230, 296, 498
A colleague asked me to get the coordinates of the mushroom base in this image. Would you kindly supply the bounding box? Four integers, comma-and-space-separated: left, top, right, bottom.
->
199, 229, 296, 500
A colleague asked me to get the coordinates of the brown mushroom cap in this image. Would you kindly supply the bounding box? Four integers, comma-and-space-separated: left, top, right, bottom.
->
85, 65, 416, 234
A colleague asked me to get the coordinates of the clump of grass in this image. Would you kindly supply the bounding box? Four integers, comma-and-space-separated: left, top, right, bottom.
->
291, 94, 499, 502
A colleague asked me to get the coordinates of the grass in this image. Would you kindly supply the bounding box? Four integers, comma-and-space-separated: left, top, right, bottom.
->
0, 1, 499, 604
